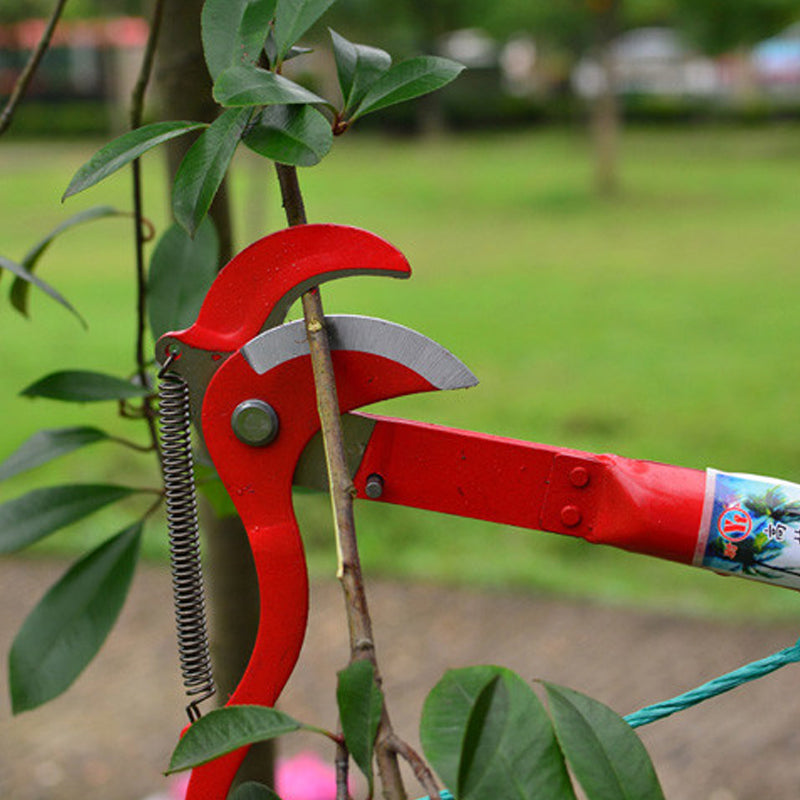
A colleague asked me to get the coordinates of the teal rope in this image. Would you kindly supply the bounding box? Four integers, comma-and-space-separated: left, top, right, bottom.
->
625, 636, 800, 728
416, 792, 454, 800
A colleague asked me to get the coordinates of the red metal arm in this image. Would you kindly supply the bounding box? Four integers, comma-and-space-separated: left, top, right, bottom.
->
351, 414, 706, 566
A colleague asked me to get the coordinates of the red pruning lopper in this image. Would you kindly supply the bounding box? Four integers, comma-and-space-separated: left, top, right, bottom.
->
156, 224, 800, 799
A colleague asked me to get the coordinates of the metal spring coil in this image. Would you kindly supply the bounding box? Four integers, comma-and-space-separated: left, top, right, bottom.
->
158, 368, 215, 722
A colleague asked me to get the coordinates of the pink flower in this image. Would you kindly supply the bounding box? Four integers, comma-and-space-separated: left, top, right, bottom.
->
276, 752, 342, 800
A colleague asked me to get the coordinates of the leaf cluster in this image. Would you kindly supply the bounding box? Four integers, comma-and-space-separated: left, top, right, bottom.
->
167, 663, 664, 800
60, 0, 463, 237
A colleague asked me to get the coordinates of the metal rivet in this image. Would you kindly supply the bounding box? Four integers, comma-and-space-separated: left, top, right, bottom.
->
231, 399, 279, 446
365, 473, 384, 499
561, 505, 582, 527
569, 467, 590, 488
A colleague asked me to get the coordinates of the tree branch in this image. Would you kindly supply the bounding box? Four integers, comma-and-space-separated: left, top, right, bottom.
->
0, 0, 69, 136
335, 733, 350, 800
388, 734, 442, 800
274, 161, 408, 800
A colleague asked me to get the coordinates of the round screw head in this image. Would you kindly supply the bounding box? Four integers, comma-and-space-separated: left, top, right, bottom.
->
365, 473, 384, 499
560, 505, 582, 528
231, 399, 279, 447
569, 466, 590, 488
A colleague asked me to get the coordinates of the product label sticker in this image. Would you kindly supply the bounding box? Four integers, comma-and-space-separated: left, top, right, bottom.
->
696, 470, 800, 590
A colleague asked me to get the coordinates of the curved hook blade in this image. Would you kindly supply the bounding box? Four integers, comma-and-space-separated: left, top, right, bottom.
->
241, 314, 478, 390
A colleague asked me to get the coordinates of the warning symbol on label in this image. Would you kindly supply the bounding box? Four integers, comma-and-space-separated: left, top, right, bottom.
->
717, 504, 752, 542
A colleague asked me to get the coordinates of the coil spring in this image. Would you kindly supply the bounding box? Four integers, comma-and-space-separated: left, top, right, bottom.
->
158, 366, 215, 722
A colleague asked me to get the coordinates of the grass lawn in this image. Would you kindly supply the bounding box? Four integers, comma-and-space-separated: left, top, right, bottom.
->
3, 125, 800, 620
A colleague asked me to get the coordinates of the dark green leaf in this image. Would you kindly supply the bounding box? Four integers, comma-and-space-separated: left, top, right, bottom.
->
543, 682, 665, 800
458, 676, 508, 795
0, 427, 109, 482
172, 107, 253, 237
0, 254, 85, 327
9, 523, 142, 713
202, 0, 278, 80
243, 104, 332, 166
21, 370, 150, 402
11, 206, 123, 319
330, 29, 391, 115
353, 56, 464, 120
263, 30, 313, 67
230, 783, 283, 800
273, 0, 336, 62
420, 665, 499, 792
421, 666, 575, 800
147, 218, 219, 340
63, 121, 207, 199
168, 705, 303, 773
0, 484, 140, 553
337, 659, 383, 792
213, 64, 327, 107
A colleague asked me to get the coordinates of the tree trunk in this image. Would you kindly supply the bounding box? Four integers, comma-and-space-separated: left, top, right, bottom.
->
589, 0, 620, 197
154, 0, 275, 790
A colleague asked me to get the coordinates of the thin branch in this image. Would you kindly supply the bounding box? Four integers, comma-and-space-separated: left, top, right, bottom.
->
0, 0, 70, 136
274, 161, 408, 800
129, 0, 167, 458
107, 434, 157, 453
336, 733, 351, 800
388, 734, 441, 800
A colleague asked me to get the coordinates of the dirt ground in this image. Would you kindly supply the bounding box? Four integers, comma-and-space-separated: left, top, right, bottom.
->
2, 558, 800, 800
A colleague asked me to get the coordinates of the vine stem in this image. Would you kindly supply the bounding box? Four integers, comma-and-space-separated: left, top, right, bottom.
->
275, 162, 422, 800
0, 0, 69, 136
129, 0, 167, 458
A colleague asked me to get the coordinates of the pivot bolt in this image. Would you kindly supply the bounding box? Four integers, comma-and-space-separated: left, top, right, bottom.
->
231, 399, 279, 447
365, 473, 384, 499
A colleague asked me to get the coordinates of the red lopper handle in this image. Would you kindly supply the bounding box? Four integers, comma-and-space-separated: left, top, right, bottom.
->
350, 414, 706, 565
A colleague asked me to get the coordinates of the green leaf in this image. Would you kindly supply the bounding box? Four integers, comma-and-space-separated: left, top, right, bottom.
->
147, 218, 219, 340
421, 666, 575, 800
353, 56, 465, 120
230, 782, 283, 800
337, 659, 383, 792
0, 426, 109, 482
458, 676, 508, 795
243, 104, 332, 166
542, 682, 665, 800
330, 29, 391, 115
9, 523, 142, 713
213, 64, 327, 107
20, 370, 150, 402
420, 665, 498, 792
63, 121, 207, 199
0, 254, 85, 327
172, 107, 253, 237
273, 0, 336, 62
11, 206, 123, 319
168, 705, 303, 773
264, 29, 312, 67
201, 0, 278, 80
0, 484, 140, 553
